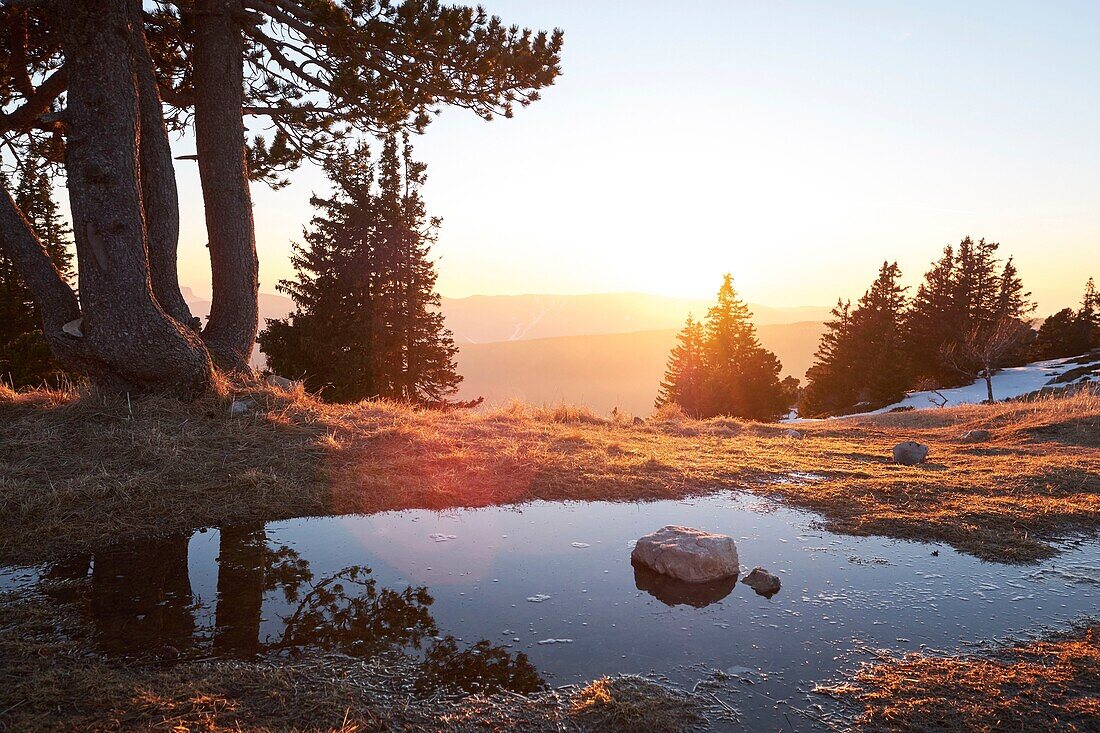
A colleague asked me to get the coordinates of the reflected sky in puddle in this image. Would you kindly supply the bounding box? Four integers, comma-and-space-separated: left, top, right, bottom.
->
3, 492, 1098, 730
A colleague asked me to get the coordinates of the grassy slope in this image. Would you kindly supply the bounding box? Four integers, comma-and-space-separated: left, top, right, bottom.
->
1, 383, 1097, 566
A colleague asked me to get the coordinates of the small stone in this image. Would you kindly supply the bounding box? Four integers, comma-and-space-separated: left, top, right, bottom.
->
633, 416, 644, 425
742, 567, 782, 598
228, 398, 254, 416
960, 429, 991, 443
62, 318, 84, 338
892, 441, 929, 465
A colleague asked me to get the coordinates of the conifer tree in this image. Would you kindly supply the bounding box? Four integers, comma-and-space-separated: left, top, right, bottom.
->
258, 136, 462, 404
1032, 277, 1099, 359
903, 245, 959, 386
0, 161, 73, 387
655, 316, 706, 416
1080, 277, 1099, 349
905, 237, 1034, 387
655, 276, 787, 420
802, 263, 909, 416
700, 275, 787, 420
801, 299, 854, 417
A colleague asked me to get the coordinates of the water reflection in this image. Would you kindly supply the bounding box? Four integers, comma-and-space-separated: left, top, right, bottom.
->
633, 561, 737, 608
40, 529, 542, 695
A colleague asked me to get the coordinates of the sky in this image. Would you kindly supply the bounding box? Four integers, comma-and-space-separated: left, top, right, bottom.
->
173, 0, 1100, 313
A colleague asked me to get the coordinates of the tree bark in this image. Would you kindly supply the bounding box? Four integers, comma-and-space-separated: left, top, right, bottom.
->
130, 0, 195, 329
0, 182, 84, 362
192, 0, 259, 371
61, 0, 212, 398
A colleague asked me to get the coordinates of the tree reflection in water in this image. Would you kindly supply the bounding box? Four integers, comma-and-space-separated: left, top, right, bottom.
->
41, 527, 544, 694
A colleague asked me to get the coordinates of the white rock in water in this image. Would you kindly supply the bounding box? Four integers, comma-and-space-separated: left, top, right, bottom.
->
892, 441, 929, 465
630, 525, 739, 584
526, 594, 551, 603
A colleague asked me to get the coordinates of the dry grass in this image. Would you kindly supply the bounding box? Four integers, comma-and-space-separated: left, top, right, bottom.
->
818, 623, 1100, 732
1, 382, 1098, 565
569, 676, 705, 732
0, 591, 704, 732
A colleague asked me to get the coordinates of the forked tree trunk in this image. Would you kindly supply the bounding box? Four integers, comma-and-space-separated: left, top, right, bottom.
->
131, 0, 195, 329
192, 0, 259, 371
60, 0, 212, 398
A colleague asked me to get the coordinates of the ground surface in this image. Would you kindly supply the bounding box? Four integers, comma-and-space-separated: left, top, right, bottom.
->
2, 383, 1098, 731
1, 383, 1097, 566
818, 623, 1100, 733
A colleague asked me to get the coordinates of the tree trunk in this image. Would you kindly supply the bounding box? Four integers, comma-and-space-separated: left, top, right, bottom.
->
61, 0, 212, 398
130, 0, 195, 329
192, 0, 259, 371
0, 184, 83, 361
984, 370, 994, 402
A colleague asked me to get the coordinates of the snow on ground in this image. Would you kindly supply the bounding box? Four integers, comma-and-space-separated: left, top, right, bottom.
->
787, 354, 1099, 422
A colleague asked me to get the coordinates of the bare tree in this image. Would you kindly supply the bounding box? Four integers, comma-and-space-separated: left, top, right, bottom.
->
944, 316, 1032, 403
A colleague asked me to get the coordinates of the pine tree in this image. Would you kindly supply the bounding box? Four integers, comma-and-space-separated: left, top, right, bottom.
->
655, 316, 706, 416
0, 161, 74, 387
258, 136, 462, 404
700, 275, 787, 420
802, 263, 909, 416
655, 276, 787, 420
1031, 277, 1099, 359
905, 237, 1034, 387
1080, 277, 1099, 349
903, 246, 959, 386
1031, 308, 1081, 360
801, 299, 854, 417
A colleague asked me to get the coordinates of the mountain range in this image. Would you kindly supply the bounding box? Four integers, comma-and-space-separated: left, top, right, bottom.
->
182, 288, 827, 414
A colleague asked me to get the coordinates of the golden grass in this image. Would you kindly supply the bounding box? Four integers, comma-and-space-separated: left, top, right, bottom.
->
1, 382, 1098, 565
818, 624, 1100, 732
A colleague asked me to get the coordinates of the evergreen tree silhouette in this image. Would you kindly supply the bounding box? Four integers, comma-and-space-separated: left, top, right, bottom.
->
1032, 277, 1099, 359
259, 136, 463, 404
655, 315, 706, 416
803, 262, 908, 416
702, 275, 787, 420
905, 236, 1034, 388
655, 276, 787, 420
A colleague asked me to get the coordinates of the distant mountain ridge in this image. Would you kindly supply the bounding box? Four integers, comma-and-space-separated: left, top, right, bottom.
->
182, 287, 830, 345
437, 292, 830, 344
455, 322, 826, 416
181, 288, 826, 407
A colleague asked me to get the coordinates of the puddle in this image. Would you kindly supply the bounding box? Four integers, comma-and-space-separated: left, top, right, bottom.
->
3, 492, 1098, 730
